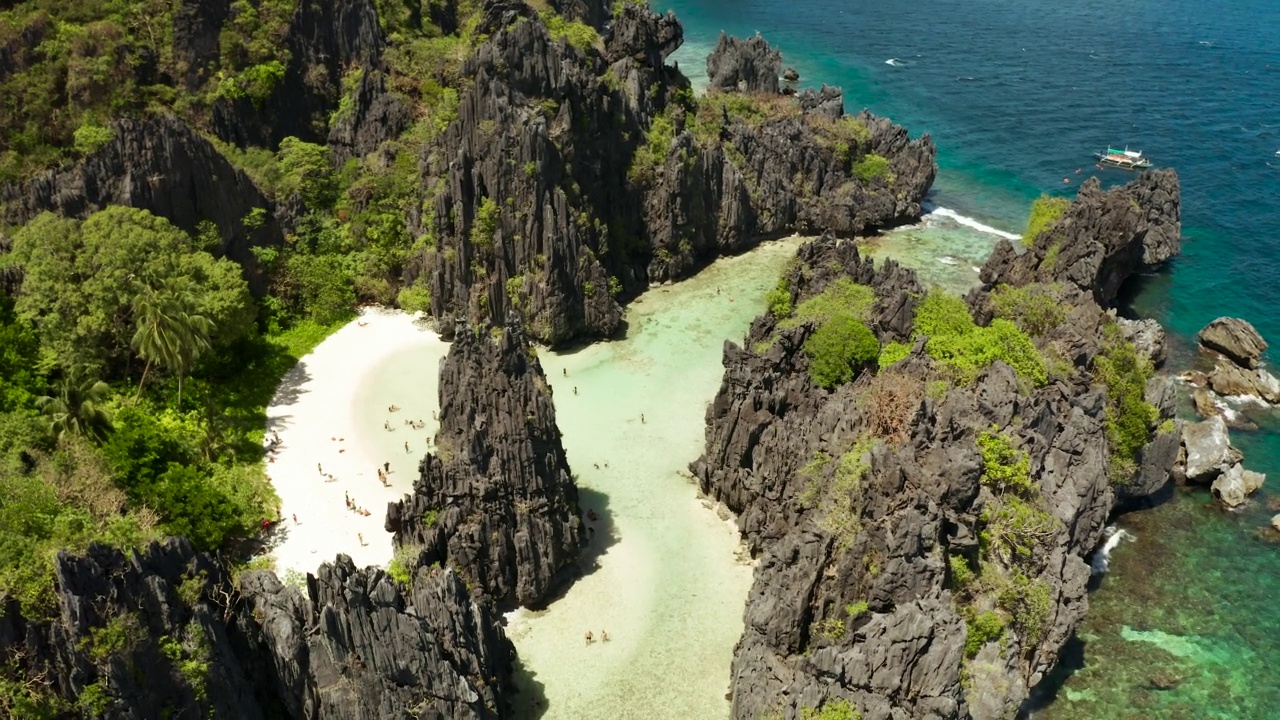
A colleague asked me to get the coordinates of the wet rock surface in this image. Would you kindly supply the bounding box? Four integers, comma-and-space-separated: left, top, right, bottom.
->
0, 538, 514, 719
386, 317, 583, 608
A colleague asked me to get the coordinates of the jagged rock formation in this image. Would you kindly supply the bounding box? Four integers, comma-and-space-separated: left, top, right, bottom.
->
386, 317, 583, 608
1198, 317, 1268, 369
694, 173, 1183, 718
0, 115, 281, 291
1185, 317, 1280, 404
0, 538, 514, 718
707, 32, 782, 93
408, 6, 936, 344
980, 169, 1181, 307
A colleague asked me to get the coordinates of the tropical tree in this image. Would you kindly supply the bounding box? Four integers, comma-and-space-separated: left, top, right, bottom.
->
131, 280, 216, 405
35, 373, 114, 443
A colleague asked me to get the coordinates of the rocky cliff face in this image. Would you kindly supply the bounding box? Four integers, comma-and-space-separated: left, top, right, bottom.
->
707, 32, 782, 93
979, 169, 1181, 306
408, 5, 936, 344
0, 538, 514, 718
695, 173, 1182, 719
386, 316, 583, 608
0, 115, 281, 291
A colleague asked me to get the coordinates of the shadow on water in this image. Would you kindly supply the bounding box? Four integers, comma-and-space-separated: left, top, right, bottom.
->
511, 654, 549, 719
1023, 634, 1088, 715
522, 486, 617, 611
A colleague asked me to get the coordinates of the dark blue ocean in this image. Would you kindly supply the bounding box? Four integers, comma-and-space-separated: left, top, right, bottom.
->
659, 1, 1280, 717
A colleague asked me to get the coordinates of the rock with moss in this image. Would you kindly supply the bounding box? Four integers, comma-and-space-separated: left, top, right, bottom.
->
697, 173, 1186, 718
979, 169, 1181, 307
386, 315, 584, 608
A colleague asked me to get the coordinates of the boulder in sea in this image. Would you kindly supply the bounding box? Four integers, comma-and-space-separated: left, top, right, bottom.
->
1206, 360, 1280, 403
1180, 415, 1240, 483
1197, 317, 1268, 370
1272, 514, 1280, 532
1210, 463, 1266, 508
783, 66, 800, 82
706, 31, 782, 93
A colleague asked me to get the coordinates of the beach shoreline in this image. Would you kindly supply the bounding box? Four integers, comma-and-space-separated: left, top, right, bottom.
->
263, 308, 449, 575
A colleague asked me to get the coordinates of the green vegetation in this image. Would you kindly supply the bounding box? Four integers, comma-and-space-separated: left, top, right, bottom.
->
800, 699, 861, 720
976, 430, 1033, 494
387, 543, 421, 586
541, 10, 601, 52
1093, 323, 1158, 482
844, 600, 869, 618
799, 438, 877, 547
963, 609, 1007, 658
765, 277, 793, 318
913, 291, 1047, 388
812, 617, 846, 641
804, 315, 880, 389
629, 107, 676, 183
990, 283, 1066, 337
852, 153, 891, 183
779, 278, 876, 330
1022, 195, 1071, 248
877, 341, 911, 368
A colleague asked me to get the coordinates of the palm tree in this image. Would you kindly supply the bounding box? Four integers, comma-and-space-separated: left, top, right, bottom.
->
131, 280, 216, 405
36, 372, 114, 442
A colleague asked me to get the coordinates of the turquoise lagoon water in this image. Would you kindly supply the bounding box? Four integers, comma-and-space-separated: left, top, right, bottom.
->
659, 1, 1280, 717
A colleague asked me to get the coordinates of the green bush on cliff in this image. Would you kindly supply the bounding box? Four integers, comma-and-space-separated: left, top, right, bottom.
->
913, 291, 1047, 388
542, 11, 600, 52
990, 283, 1066, 337
1093, 323, 1158, 482
629, 109, 677, 183
779, 278, 876, 329
877, 341, 911, 369
963, 609, 1007, 658
1022, 195, 1071, 248
800, 700, 861, 720
852, 153, 891, 183
804, 315, 880, 389
976, 429, 1033, 494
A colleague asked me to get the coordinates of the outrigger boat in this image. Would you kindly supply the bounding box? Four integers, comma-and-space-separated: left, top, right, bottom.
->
1095, 146, 1152, 170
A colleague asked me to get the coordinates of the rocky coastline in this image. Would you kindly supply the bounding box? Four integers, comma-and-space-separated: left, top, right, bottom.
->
693, 169, 1196, 718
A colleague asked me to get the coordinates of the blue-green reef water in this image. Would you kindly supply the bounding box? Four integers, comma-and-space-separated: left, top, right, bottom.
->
659, 1, 1280, 717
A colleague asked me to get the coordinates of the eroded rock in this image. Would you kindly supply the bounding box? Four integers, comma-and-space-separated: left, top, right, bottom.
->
1211, 463, 1266, 508
387, 317, 583, 608
1181, 415, 1239, 483
1198, 317, 1268, 370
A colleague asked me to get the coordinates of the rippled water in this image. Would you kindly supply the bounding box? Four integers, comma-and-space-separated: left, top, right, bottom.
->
659, 1, 1280, 716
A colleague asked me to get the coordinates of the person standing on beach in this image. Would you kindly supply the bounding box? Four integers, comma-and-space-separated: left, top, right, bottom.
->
404, 440, 410, 453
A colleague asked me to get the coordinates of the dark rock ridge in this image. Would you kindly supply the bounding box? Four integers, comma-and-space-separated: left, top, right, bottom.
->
408, 7, 936, 344
694, 173, 1182, 718
707, 31, 782, 93
1185, 317, 1280, 405
0, 114, 281, 292
386, 316, 583, 608
0, 537, 514, 718
980, 169, 1180, 307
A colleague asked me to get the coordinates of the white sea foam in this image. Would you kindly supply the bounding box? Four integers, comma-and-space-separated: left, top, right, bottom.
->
885, 58, 903, 67
924, 206, 1022, 241
938, 255, 960, 266
1091, 526, 1135, 575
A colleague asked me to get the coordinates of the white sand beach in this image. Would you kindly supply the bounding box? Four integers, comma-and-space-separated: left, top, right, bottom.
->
260, 237, 801, 717
263, 308, 449, 575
